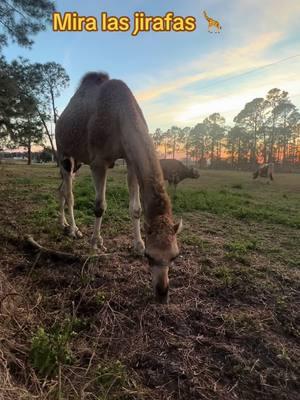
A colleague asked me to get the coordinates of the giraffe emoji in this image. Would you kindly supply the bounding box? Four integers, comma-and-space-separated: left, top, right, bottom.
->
203, 11, 222, 33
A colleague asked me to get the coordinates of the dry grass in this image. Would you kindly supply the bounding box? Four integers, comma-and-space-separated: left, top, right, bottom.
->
0, 163, 299, 399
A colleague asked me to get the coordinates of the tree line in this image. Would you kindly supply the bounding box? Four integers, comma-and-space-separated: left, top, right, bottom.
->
152, 90, 300, 169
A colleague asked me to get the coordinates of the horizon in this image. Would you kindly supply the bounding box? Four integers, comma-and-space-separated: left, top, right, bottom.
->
3, 0, 300, 131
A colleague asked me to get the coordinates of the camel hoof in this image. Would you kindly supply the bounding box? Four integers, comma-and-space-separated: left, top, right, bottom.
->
65, 226, 83, 239
134, 241, 145, 256
75, 229, 83, 238
91, 244, 107, 254
91, 236, 106, 252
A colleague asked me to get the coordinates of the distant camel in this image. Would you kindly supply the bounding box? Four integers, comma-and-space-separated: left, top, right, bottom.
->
160, 159, 200, 191
203, 11, 222, 33
55, 72, 182, 303
253, 163, 274, 182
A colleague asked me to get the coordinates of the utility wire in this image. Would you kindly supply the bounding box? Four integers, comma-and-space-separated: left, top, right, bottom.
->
198, 54, 300, 92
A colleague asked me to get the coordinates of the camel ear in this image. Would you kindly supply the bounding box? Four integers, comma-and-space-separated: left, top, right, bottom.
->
174, 219, 183, 234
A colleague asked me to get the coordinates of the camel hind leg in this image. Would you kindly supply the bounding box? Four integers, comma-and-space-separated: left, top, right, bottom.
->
127, 165, 145, 256
59, 158, 83, 238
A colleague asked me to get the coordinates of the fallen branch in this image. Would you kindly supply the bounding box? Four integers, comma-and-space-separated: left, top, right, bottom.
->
24, 235, 99, 263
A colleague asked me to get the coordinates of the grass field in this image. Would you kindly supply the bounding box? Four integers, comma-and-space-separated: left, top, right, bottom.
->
0, 163, 299, 400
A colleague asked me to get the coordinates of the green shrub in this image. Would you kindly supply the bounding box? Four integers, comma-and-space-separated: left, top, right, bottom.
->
30, 321, 74, 378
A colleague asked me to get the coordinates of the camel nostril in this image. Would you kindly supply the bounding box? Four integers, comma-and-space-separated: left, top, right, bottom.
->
155, 291, 169, 304
155, 284, 169, 304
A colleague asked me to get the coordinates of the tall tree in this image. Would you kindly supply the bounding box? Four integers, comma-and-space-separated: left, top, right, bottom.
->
35, 62, 70, 124
274, 99, 297, 163
0, 0, 55, 49
234, 98, 266, 166
169, 126, 184, 159
0, 1, 56, 151
182, 127, 191, 163
161, 130, 170, 159
204, 113, 225, 163
0, 58, 37, 145
152, 128, 163, 152
13, 112, 44, 164
265, 89, 289, 162
287, 111, 300, 164
15, 61, 70, 160
226, 125, 248, 166
5, 58, 44, 161
0, 56, 17, 145
189, 123, 208, 164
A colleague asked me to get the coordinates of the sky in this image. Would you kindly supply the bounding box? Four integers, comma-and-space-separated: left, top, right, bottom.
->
3, 0, 300, 132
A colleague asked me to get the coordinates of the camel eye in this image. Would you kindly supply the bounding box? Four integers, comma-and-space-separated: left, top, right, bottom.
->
145, 253, 168, 267
145, 253, 156, 265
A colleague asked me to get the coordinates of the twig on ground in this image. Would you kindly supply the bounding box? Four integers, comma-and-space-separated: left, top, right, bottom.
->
24, 235, 117, 263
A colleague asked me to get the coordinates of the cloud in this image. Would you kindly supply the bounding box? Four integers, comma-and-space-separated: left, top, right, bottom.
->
132, 0, 300, 131
136, 31, 284, 103
142, 61, 300, 130
177, 77, 300, 125
232, 0, 300, 33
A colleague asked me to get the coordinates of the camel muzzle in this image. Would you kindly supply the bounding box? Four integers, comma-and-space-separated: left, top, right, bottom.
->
155, 284, 169, 304
150, 265, 170, 304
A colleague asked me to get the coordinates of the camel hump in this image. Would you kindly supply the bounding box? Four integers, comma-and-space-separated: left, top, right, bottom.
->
99, 79, 143, 110
79, 72, 110, 87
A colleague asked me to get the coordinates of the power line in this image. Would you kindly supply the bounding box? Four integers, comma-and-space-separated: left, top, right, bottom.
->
198, 54, 300, 92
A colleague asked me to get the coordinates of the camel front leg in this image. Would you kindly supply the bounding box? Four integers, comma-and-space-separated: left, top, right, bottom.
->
91, 165, 108, 251
127, 167, 145, 256
58, 181, 69, 228
168, 180, 177, 200
64, 172, 83, 238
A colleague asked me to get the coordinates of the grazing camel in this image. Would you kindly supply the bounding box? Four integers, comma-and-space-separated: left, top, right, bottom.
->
160, 159, 200, 191
55, 72, 182, 303
253, 163, 274, 182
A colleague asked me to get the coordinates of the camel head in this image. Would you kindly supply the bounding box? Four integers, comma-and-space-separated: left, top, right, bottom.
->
188, 167, 200, 179
144, 215, 183, 304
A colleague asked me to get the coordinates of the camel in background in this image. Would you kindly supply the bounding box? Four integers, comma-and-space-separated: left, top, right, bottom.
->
160, 159, 200, 192
253, 163, 274, 182
55, 72, 182, 303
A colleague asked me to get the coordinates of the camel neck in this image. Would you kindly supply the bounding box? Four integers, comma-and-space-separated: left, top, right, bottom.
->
119, 103, 172, 222
126, 136, 172, 222
141, 177, 172, 223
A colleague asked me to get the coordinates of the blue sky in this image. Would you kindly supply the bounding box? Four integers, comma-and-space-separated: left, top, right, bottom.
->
3, 0, 300, 131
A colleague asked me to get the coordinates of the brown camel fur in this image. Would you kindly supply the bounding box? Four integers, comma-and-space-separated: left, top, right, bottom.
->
55, 72, 182, 303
